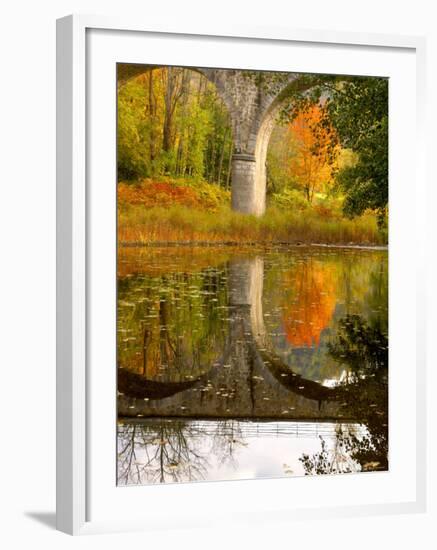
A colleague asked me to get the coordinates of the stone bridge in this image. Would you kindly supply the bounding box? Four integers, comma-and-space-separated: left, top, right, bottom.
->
118, 257, 354, 422
118, 64, 305, 216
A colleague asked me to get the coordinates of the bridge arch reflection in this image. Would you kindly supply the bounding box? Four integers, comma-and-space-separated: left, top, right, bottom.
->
118, 256, 350, 420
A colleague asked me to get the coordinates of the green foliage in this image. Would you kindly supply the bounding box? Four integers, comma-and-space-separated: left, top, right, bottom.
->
117, 78, 156, 179
117, 68, 233, 185
327, 79, 388, 225
270, 188, 309, 211
266, 125, 298, 193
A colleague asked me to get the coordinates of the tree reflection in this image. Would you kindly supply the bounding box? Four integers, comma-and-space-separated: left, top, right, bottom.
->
117, 419, 251, 484
282, 259, 337, 348
117, 420, 210, 484
329, 314, 388, 380
117, 265, 229, 385
300, 425, 362, 475
210, 420, 247, 469
300, 314, 388, 474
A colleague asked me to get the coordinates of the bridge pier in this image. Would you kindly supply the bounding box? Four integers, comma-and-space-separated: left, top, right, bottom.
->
231, 154, 265, 216
228, 256, 264, 308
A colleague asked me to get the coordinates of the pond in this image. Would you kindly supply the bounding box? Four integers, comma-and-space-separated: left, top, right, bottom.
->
117, 245, 388, 485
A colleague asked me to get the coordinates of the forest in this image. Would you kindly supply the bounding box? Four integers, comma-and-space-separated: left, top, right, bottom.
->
117, 66, 388, 245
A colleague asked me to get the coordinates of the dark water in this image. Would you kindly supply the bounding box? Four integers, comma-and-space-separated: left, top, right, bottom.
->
117, 246, 388, 485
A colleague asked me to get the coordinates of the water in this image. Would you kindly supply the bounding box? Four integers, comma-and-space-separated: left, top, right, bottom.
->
117, 246, 388, 485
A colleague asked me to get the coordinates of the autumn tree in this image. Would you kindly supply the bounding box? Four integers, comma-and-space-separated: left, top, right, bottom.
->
287, 104, 338, 203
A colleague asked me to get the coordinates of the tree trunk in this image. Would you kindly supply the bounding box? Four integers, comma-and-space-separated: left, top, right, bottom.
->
162, 71, 173, 154
148, 71, 156, 162
217, 128, 228, 186
226, 140, 233, 189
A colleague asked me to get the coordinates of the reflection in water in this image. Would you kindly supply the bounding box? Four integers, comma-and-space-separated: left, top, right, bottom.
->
117, 246, 388, 484
118, 420, 209, 485
312, 313, 388, 473
282, 259, 337, 347
118, 419, 367, 485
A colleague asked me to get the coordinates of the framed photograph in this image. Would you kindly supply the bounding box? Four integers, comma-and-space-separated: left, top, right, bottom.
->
56, 14, 427, 535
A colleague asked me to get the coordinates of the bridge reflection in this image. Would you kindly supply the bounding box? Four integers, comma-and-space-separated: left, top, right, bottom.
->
118, 256, 371, 421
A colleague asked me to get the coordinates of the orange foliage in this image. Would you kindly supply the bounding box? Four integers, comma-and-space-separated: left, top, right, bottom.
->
288, 104, 338, 202
282, 260, 337, 347
118, 180, 203, 209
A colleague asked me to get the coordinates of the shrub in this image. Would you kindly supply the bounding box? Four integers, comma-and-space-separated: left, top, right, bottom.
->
270, 188, 309, 211
118, 178, 230, 211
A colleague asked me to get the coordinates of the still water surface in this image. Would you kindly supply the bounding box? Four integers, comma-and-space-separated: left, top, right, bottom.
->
117, 246, 388, 485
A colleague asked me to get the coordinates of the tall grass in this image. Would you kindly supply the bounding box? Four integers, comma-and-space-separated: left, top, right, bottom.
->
118, 203, 386, 246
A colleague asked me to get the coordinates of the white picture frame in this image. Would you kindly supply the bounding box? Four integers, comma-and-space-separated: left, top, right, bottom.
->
56, 14, 427, 535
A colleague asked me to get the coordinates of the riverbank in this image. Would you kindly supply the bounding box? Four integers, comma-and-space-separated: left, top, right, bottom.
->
118, 204, 387, 247
120, 240, 388, 250
117, 178, 387, 246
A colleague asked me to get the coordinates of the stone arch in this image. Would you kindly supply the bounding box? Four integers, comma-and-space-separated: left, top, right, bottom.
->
253, 76, 314, 216
229, 73, 311, 216
253, 107, 278, 216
